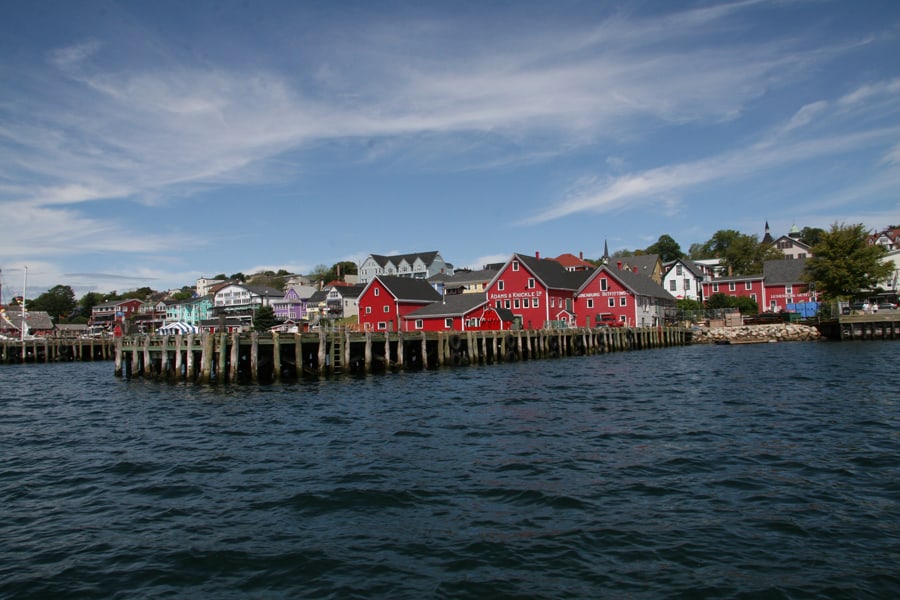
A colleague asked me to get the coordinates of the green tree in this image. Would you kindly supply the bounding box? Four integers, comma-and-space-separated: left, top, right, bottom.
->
803, 222, 893, 299
705, 292, 758, 314
799, 226, 826, 248
29, 285, 77, 321
79, 291, 103, 318
229, 272, 247, 282
253, 304, 280, 331
644, 234, 684, 263
697, 229, 782, 275
170, 290, 194, 302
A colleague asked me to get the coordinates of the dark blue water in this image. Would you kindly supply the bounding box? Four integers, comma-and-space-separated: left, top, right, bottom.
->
1, 342, 898, 599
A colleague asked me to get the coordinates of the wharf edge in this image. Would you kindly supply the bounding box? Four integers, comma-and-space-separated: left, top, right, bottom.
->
111, 326, 691, 384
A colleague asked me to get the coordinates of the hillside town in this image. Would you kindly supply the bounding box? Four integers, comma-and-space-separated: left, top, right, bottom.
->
2, 224, 899, 339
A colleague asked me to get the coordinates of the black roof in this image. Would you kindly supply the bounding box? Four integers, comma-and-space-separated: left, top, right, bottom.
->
589, 265, 677, 302
763, 258, 808, 284
513, 253, 594, 290
376, 276, 442, 302
407, 293, 487, 318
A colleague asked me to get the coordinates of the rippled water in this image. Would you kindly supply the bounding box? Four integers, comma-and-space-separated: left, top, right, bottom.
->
1, 342, 898, 598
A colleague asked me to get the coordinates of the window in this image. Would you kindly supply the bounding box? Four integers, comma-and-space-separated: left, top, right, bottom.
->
496, 301, 502, 308
527, 278, 535, 289
377, 322, 387, 330
785, 284, 793, 294
600, 278, 608, 291
514, 299, 520, 309
445, 318, 453, 329
523, 298, 530, 308
676, 264, 683, 276
713, 283, 719, 293
383, 305, 390, 313
512, 261, 519, 271
750, 294, 757, 301
608, 298, 616, 308
374, 287, 379, 296
669, 280, 677, 291
684, 279, 691, 290
415, 319, 423, 330
745, 282, 752, 291
365, 307, 372, 314
586, 299, 594, 308
620, 297, 627, 307
504, 300, 511, 309
498, 280, 505, 291
533, 297, 539, 308
729, 282, 736, 291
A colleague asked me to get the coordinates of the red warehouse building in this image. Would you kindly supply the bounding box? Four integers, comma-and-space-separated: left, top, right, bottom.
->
575, 263, 677, 327
358, 275, 442, 332
484, 253, 592, 329
403, 293, 515, 332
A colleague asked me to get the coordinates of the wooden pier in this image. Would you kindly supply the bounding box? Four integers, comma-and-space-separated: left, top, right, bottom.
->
828, 313, 900, 341
113, 326, 691, 384
0, 336, 114, 364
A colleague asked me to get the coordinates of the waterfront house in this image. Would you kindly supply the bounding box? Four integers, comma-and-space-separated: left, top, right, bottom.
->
358, 251, 453, 283
662, 258, 706, 302
0, 309, 55, 337
701, 274, 766, 309
484, 253, 593, 330
273, 285, 317, 322
575, 263, 677, 327
213, 283, 283, 327
403, 293, 514, 332
762, 258, 816, 313
91, 299, 144, 326
358, 276, 442, 332
166, 295, 214, 327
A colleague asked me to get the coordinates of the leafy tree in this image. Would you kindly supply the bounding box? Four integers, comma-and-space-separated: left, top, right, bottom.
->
170, 290, 194, 302
803, 222, 893, 299
121, 286, 155, 300
705, 292, 758, 314
229, 272, 247, 282
79, 292, 103, 318
644, 234, 684, 263
611, 249, 635, 259
799, 226, 826, 248
212, 273, 227, 280
696, 229, 782, 275
29, 285, 77, 321
688, 242, 709, 259
253, 305, 281, 331
676, 298, 703, 311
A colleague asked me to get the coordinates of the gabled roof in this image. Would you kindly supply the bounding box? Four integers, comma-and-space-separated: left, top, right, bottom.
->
373, 276, 442, 303
0, 309, 54, 330
619, 254, 661, 277
552, 253, 595, 270
367, 251, 441, 268
664, 257, 706, 279
242, 284, 284, 297
763, 258, 808, 284
771, 235, 812, 250
332, 283, 366, 299
584, 265, 676, 302
431, 268, 498, 287
510, 253, 594, 291
406, 293, 488, 318
307, 289, 329, 303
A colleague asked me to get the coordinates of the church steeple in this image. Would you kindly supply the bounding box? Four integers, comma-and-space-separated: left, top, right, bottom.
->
602, 239, 610, 265
762, 220, 774, 245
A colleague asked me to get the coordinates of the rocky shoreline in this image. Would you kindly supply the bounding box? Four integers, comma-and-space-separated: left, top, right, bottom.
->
691, 323, 822, 344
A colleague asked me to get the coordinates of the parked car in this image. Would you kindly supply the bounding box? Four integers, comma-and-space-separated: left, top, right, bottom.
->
849, 302, 866, 312
877, 302, 897, 310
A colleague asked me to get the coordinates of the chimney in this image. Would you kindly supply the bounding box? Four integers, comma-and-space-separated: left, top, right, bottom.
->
579, 251, 583, 260
535, 251, 540, 259
617, 261, 622, 270
633, 267, 638, 274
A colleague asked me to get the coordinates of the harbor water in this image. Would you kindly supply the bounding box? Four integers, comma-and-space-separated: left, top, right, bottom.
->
1, 342, 898, 598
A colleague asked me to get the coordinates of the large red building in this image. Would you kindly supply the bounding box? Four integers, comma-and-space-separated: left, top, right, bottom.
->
484, 253, 593, 329
574, 263, 677, 327
357, 276, 442, 332
402, 293, 514, 332
700, 259, 816, 313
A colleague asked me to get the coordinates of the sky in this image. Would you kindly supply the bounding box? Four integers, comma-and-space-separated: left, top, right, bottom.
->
2, 0, 899, 299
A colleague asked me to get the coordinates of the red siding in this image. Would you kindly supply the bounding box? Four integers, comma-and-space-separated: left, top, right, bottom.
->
574, 270, 635, 326
485, 259, 551, 329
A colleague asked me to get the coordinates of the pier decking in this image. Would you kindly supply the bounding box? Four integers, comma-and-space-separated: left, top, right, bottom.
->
0, 336, 114, 364
112, 326, 691, 384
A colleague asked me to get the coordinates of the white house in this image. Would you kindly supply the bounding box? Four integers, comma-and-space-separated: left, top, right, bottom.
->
662, 258, 707, 301
358, 251, 453, 283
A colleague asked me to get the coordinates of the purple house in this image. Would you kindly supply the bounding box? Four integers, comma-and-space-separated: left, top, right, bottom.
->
273, 285, 314, 321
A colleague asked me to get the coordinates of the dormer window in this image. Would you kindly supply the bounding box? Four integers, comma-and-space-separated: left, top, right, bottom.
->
512, 261, 519, 271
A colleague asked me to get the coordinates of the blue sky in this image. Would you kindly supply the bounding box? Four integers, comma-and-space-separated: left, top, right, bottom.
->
2, 0, 899, 298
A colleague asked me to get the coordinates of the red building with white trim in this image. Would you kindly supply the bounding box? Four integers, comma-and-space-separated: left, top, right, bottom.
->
575, 262, 677, 327
357, 276, 442, 332
484, 253, 592, 329
402, 293, 514, 332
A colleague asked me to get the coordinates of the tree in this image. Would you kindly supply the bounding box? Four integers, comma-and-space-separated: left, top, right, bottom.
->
799, 226, 826, 248
705, 292, 758, 314
29, 285, 77, 321
229, 272, 247, 282
253, 305, 280, 331
79, 292, 103, 318
803, 222, 893, 299
645, 234, 684, 263
696, 229, 782, 275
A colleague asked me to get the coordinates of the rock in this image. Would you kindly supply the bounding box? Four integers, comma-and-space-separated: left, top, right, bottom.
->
691, 322, 821, 344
